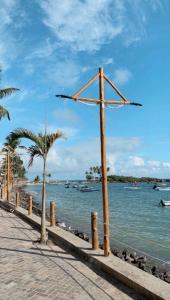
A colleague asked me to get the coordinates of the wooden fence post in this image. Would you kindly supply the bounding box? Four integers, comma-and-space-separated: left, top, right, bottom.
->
50, 201, 55, 226
28, 196, 32, 215
7, 190, 10, 202
1, 187, 4, 199
91, 212, 99, 250
16, 192, 20, 208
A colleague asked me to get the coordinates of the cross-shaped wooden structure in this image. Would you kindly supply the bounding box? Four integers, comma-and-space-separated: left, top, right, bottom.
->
56, 67, 142, 256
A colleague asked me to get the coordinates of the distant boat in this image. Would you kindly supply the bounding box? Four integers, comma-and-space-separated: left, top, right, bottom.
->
124, 182, 141, 190
154, 186, 170, 191
77, 184, 88, 190
72, 184, 78, 188
80, 186, 99, 192
159, 200, 170, 206
64, 182, 70, 188
124, 186, 141, 190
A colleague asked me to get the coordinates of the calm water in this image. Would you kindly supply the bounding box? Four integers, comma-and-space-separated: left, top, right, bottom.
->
25, 182, 170, 263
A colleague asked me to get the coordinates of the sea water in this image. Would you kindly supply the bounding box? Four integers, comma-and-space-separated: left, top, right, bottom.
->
25, 182, 170, 263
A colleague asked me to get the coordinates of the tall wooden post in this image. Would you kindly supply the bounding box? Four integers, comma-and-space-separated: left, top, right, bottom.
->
99, 67, 110, 256
7, 151, 10, 202
56, 67, 142, 256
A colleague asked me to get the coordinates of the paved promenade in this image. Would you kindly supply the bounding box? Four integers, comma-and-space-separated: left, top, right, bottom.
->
0, 207, 144, 300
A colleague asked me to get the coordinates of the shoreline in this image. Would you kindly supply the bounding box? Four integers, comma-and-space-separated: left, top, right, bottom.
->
11, 184, 170, 284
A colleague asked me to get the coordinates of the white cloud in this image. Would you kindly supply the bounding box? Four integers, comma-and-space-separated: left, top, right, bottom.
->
25, 136, 142, 179
20, 134, 170, 180
0, 0, 18, 69
162, 162, 170, 169
103, 58, 114, 66
39, 0, 122, 52
113, 68, 132, 85
129, 156, 145, 167
148, 160, 161, 168
39, 0, 164, 52
26, 38, 59, 60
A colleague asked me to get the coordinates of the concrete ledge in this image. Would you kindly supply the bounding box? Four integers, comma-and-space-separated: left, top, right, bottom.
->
1, 200, 170, 300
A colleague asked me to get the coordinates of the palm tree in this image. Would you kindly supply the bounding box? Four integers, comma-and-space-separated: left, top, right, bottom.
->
0, 79, 19, 120
6, 128, 64, 244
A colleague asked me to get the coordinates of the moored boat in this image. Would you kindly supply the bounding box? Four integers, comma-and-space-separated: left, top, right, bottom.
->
159, 200, 170, 206
154, 186, 170, 191
80, 186, 99, 192
124, 186, 141, 190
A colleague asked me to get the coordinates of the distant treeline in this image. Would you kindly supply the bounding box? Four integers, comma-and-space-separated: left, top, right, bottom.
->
107, 175, 170, 183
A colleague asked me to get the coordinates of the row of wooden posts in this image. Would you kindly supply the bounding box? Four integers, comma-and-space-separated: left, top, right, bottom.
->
3, 190, 99, 250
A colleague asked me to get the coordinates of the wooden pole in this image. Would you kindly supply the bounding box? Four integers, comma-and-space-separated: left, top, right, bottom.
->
50, 201, 55, 226
16, 192, 20, 208
28, 195, 32, 215
1, 186, 4, 199
7, 151, 10, 202
99, 67, 110, 256
91, 212, 99, 250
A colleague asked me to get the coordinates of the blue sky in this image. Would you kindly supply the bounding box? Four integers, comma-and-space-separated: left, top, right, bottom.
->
0, 0, 170, 180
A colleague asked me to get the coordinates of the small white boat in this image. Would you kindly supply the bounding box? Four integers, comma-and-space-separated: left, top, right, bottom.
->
159, 200, 170, 206
64, 184, 70, 188
155, 187, 170, 191
72, 184, 78, 188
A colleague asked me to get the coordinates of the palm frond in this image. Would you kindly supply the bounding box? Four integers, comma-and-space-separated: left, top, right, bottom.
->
45, 131, 65, 154
0, 88, 19, 99
0, 105, 10, 120
27, 145, 43, 167
4, 136, 20, 151
5, 128, 65, 170
6, 128, 40, 146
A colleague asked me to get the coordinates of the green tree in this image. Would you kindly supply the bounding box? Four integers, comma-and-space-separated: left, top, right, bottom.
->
34, 175, 40, 183
85, 165, 110, 181
6, 128, 64, 244
85, 171, 93, 181
13, 155, 26, 179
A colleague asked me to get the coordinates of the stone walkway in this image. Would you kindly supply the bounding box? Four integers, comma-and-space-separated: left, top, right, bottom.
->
0, 208, 144, 300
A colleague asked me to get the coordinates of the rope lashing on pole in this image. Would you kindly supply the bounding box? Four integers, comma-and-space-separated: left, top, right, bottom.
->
77, 100, 97, 106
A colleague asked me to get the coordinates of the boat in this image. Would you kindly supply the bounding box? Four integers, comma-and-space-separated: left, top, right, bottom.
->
72, 184, 78, 188
80, 186, 99, 192
77, 184, 88, 190
124, 186, 141, 190
159, 200, 170, 206
124, 181, 141, 190
154, 186, 170, 191
64, 181, 70, 188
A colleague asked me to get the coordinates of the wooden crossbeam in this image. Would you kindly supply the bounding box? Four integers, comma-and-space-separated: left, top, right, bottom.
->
72, 73, 99, 98
103, 74, 129, 103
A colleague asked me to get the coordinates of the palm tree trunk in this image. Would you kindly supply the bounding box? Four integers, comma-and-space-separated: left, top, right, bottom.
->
40, 155, 47, 244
